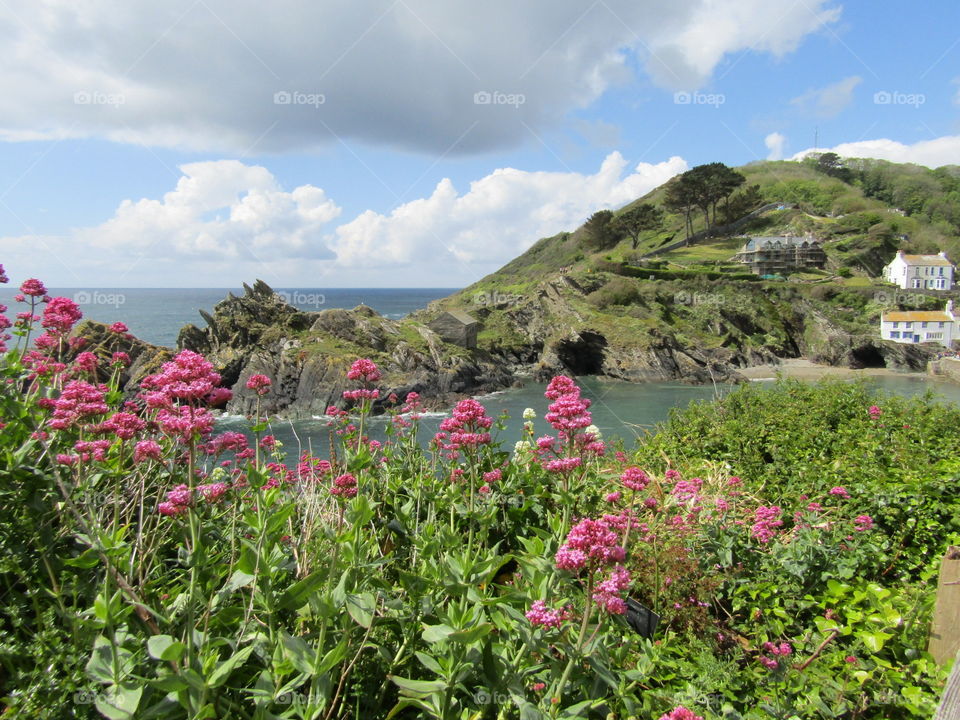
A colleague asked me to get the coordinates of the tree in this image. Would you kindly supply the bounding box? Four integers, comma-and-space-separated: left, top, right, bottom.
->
613, 203, 664, 249
665, 163, 745, 240
581, 210, 616, 250
815, 152, 853, 183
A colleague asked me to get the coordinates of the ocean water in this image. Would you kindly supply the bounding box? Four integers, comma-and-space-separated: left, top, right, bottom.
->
0, 287, 458, 347
218, 373, 960, 458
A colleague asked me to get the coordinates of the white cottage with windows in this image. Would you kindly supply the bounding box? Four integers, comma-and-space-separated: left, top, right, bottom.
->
882, 251, 954, 290
880, 302, 956, 348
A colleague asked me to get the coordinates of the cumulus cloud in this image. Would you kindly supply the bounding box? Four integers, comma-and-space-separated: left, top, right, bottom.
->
790, 76, 862, 118
0, 0, 839, 154
331, 153, 687, 270
764, 132, 786, 160
1, 153, 686, 286
791, 135, 960, 167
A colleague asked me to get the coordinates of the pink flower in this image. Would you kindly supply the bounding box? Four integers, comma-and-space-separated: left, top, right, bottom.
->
605, 491, 622, 503
109, 321, 129, 334
758, 656, 779, 670
158, 502, 186, 517
845, 655, 857, 664
658, 707, 704, 720
483, 469, 502, 483
621, 466, 650, 491
478, 484, 491, 494
111, 351, 131, 367
545, 457, 582, 473
854, 514, 874, 532
141, 349, 222, 404
47, 380, 109, 430
343, 388, 380, 401
868, 405, 882, 418
41, 297, 83, 336
331, 472, 358, 498
544, 375, 579, 400
346, 358, 381, 383
751, 505, 783, 544
19, 278, 47, 297
531, 682, 546, 692
245, 374, 272, 395
156, 406, 215, 440
72, 351, 99, 374
133, 440, 163, 463
592, 565, 631, 615
198, 482, 229, 503
102, 411, 145, 440
525, 600, 571, 629
829, 486, 850, 499
556, 517, 625, 571
0, 264, 7, 283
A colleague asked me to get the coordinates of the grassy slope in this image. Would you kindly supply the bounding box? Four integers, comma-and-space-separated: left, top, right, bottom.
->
418, 159, 959, 358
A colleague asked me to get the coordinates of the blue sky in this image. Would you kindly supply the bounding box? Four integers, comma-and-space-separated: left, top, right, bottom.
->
0, 1, 958, 288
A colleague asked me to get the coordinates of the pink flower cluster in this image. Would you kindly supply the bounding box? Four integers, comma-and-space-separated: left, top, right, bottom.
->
245, 374, 272, 396
331, 472, 358, 498
134, 440, 163, 464
854, 514, 874, 532
41, 297, 82, 337
48, 380, 109, 430
544, 375, 592, 436
156, 406, 215, 441
829, 486, 850, 499
869, 405, 882, 418
751, 505, 783, 544
158, 481, 229, 515
758, 641, 792, 670
347, 358, 381, 383
20, 278, 47, 297
658, 708, 704, 720
621, 466, 650, 491
525, 600, 572, 629
435, 398, 493, 455
592, 565, 631, 614
555, 516, 626, 571
141, 350, 225, 406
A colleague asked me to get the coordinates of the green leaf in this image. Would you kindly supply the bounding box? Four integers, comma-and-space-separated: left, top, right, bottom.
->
206, 645, 254, 688
422, 624, 455, 644
147, 635, 185, 663
317, 639, 349, 675
414, 651, 443, 674
857, 630, 892, 653
346, 592, 376, 628
278, 569, 327, 611
94, 681, 142, 720
281, 632, 314, 675
389, 675, 447, 697
448, 623, 493, 645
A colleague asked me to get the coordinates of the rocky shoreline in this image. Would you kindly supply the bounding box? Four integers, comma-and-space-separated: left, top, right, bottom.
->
69, 278, 946, 418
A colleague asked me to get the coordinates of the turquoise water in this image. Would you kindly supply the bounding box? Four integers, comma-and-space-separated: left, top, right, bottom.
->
222, 373, 960, 460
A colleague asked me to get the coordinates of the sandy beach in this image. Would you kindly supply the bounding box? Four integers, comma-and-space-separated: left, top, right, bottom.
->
735, 358, 929, 382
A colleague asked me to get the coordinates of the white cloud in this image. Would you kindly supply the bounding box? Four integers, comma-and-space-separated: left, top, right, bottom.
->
0, 153, 686, 286
791, 135, 960, 167
331, 153, 687, 271
0, 0, 839, 154
790, 75, 862, 118
764, 132, 786, 160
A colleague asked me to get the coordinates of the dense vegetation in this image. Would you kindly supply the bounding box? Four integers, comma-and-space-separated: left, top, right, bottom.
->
1, 265, 957, 719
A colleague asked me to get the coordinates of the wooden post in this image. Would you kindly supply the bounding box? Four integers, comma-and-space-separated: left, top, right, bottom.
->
929, 547, 960, 665
935, 650, 960, 720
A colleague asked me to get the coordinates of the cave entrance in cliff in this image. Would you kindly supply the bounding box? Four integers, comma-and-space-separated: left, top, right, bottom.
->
556, 332, 607, 375
850, 345, 886, 369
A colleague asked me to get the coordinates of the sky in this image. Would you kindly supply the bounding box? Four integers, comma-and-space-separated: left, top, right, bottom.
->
0, 1, 958, 289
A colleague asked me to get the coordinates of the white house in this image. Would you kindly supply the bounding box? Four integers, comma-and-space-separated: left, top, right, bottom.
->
882, 250, 954, 290
880, 301, 956, 348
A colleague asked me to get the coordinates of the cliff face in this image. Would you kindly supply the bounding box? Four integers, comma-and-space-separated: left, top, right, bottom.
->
175, 281, 513, 418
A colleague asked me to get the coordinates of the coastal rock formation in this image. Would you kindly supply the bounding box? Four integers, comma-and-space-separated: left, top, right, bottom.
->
176, 281, 513, 418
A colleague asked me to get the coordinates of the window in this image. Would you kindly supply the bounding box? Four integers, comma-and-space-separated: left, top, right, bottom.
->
927, 332, 943, 340
892, 321, 899, 328
940, 322, 946, 328
905, 322, 913, 328
922, 322, 928, 328
890, 331, 900, 338
940, 267, 945, 275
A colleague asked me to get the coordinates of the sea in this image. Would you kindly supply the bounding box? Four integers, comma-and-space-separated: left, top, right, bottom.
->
5, 286, 960, 453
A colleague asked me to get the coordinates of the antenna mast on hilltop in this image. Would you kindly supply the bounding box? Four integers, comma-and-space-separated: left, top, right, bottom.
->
814, 127, 819, 151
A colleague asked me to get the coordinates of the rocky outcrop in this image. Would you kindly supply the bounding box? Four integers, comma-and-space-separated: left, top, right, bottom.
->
176, 281, 513, 418
68, 320, 173, 387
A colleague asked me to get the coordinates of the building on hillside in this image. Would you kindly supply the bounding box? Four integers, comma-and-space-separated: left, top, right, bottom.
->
882, 250, 954, 290
733, 235, 827, 275
428, 310, 479, 348
879, 301, 956, 348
